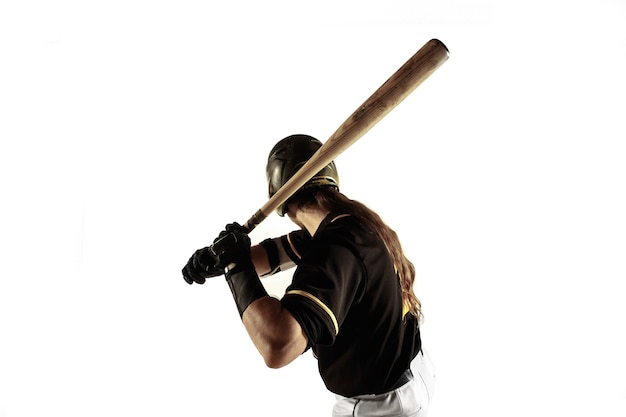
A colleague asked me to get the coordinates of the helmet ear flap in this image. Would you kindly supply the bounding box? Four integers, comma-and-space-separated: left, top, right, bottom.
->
266, 134, 340, 216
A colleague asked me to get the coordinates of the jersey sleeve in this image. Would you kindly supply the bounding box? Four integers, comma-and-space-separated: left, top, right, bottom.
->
281, 233, 367, 346
258, 229, 311, 277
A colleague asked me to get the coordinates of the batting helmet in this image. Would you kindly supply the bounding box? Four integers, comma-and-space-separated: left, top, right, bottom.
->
266, 134, 339, 216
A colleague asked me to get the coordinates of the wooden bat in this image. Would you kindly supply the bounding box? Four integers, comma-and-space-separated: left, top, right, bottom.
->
243, 38, 449, 233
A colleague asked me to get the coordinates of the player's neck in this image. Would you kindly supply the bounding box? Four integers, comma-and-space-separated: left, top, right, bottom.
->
288, 207, 329, 236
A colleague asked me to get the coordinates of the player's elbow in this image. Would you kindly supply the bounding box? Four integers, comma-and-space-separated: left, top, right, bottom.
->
261, 339, 300, 369
260, 325, 309, 369
242, 298, 308, 369
263, 353, 290, 369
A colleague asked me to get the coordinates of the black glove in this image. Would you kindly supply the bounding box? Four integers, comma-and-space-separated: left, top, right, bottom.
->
181, 223, 252, 285
210, 223, 254, 274
182, 246, 224, 285
211, 223, 268, 317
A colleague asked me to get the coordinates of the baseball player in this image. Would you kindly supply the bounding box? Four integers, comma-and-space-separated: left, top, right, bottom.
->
182, 134, 435, 416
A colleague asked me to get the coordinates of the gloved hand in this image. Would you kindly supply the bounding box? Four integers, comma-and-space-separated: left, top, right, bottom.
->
182, 246, 224, 285
212, 223, 267, 318
210, 223, 254, 274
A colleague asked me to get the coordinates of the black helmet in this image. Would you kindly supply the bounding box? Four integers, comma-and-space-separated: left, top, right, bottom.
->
266, 134, 339, 216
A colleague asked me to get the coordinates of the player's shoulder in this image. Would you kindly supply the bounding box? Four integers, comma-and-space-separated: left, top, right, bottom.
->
314, 213, 376, 252
320, 213, 360, 232
320, 213, 375, 239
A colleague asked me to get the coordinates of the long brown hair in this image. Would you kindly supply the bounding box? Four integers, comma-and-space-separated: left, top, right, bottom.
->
286, 187, 423, 322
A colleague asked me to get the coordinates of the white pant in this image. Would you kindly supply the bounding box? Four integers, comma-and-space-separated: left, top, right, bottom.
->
332, 350, 436, 417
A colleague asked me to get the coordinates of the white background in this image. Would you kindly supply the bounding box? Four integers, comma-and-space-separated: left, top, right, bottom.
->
1, 1, 625, 416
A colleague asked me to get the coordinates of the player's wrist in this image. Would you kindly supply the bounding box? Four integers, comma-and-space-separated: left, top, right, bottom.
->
226, 266, 268, 317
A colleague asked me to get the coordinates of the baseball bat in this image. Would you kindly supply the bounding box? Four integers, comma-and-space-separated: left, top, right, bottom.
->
243, 38, 449, 233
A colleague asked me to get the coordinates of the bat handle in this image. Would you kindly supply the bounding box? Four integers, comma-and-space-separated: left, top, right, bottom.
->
243, 209, 267, 234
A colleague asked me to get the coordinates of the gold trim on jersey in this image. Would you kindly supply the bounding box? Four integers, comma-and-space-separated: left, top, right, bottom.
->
402, 301, 410, 318
285, 289, 339, 336
330, 214, 351, 223
286, 233, 302, 260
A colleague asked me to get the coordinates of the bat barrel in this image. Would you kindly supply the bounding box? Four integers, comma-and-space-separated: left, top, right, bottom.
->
243, 39, 449, 233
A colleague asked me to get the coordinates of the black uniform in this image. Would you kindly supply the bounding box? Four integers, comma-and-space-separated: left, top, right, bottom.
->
261, 213, 421, 398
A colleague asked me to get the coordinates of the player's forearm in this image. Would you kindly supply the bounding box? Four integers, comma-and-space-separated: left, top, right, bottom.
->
242, 296, 308, 369
251, 245, 271, 277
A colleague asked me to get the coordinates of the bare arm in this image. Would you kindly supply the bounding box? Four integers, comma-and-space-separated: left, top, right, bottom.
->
251, 245, 271, 277
241, 297, 309, 369
230, 239, 307, 367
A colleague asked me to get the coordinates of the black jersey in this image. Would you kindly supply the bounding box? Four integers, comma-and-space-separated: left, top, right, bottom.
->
273, 213, 422, 397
